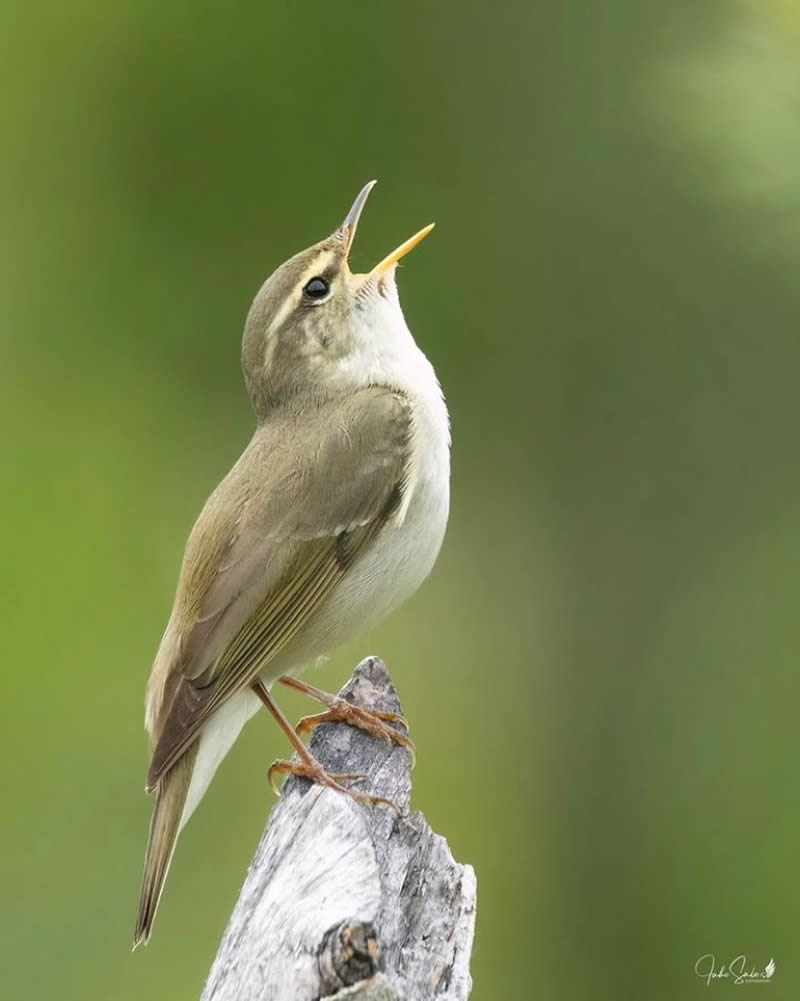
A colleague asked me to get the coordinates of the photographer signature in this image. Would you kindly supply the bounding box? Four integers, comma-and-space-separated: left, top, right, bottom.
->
695, 955, 775, 986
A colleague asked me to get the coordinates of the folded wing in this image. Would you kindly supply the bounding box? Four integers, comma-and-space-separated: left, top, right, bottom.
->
146, 387, 410, 790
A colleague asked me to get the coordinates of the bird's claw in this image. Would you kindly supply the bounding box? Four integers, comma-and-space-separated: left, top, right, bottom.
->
295, 702, 416, 769
266, 757, 398, 812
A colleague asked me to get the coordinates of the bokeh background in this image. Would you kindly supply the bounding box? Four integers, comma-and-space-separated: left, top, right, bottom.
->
3, 1, 799, 998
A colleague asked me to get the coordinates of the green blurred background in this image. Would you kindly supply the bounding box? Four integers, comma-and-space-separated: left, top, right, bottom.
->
3, 1, 799, 998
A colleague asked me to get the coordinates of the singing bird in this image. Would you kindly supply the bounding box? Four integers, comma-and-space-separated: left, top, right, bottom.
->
134, 182, 450, 946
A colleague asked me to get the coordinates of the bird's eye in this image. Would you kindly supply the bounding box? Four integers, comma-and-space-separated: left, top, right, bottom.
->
304, 277, 329, 300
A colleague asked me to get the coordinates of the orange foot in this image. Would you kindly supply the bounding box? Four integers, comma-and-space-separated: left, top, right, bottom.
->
266, 755, 397, 810
279, 674, 415, 765
295, 700, 416, 767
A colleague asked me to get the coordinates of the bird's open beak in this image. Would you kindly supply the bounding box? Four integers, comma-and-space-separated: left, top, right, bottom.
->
370, 223, 435, 277
341, 180, 376, 259
340, 180, 434, 276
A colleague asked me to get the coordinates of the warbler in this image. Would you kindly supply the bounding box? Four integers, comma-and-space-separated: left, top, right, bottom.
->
134, 182, 450, 946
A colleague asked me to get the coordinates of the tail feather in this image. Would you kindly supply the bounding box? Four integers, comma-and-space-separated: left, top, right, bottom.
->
133, 746, 197, 948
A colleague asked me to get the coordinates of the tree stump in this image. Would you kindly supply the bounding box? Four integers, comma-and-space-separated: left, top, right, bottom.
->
200, 657, 476, 1001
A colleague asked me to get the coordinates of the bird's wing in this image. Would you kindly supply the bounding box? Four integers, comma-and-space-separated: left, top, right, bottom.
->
145, 387, 410, 789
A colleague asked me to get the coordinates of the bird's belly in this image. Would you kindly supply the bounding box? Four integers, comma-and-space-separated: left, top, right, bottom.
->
260, 466, 449, 683
334, 481, 449, 631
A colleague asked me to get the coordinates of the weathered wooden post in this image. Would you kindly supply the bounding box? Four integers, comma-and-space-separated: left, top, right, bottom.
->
200, 657, 476, 1001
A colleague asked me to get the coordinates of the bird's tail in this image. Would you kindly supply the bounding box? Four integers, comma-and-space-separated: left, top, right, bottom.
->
133, 745, 197, 948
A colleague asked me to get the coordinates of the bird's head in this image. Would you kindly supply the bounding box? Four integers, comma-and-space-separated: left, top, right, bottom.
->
241, 181, 434, 418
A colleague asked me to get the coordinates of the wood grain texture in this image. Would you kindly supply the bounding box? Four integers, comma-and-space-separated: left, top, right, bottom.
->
200, 657, 476, 1001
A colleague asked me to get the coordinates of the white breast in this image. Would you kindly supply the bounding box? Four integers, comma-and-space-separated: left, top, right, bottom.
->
326, 281, 451, 628
337, 367, 450, 629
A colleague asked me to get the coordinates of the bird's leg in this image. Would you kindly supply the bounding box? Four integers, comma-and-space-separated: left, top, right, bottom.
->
252, 681, 397, 810
278, 675, 416, 768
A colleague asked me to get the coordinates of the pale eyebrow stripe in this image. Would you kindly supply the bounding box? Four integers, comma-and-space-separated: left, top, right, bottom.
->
265, 249, 338, 336
297, 250, 336, 289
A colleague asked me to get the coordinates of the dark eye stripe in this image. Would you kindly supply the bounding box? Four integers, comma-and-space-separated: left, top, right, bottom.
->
304, 277, 329, 299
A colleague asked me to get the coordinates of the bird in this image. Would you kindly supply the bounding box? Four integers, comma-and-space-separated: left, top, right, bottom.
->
133, 181, 451, 947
